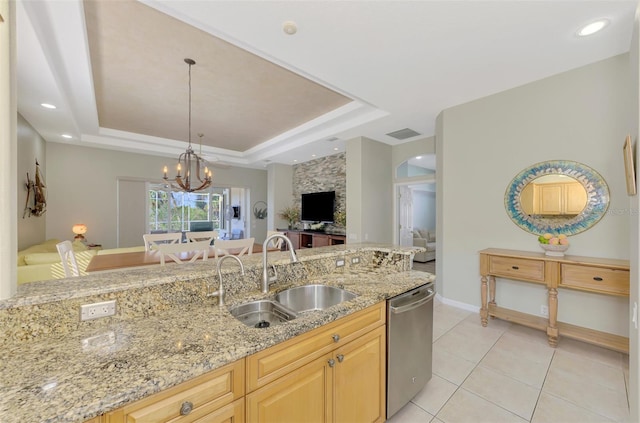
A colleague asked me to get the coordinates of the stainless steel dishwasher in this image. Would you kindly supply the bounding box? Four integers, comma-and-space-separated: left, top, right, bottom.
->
386, 282, 435, 419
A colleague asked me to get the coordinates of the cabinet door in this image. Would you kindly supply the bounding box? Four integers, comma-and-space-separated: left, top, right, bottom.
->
192, 398, 244, 423
538, 184, 563, 215
334, 326, 386, 423
105, 360, 244, 423
312, 234, 329, 248
246, 353, 333, 423
565, 182, 587, 215
286, 232, 300, 249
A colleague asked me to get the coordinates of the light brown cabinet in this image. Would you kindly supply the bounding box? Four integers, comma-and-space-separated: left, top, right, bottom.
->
103, 360, 245, 423
246, 352, 333, 422
521, 182, 587, 215
480, 248, 630, 353
246, 302, 386, 422
246, 326, 385, 423
333, 326, 386, 423
92, 304, 385, 423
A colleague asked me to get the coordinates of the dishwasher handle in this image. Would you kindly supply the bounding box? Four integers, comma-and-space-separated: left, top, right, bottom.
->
389, 287, 435, 314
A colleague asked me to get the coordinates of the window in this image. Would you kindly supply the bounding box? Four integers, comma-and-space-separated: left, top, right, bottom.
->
147, 183, 224, 232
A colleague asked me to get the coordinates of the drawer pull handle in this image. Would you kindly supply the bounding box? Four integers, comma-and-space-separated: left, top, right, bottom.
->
180, 401, 193, 416
332, 334, 340, 342
511, 266, 519, 270
328, 359, 336, 367
593, 277, 603, 281
337, 354, 345, 363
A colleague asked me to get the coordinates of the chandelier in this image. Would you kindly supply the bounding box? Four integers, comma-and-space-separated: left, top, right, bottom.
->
163, 58, 212, 192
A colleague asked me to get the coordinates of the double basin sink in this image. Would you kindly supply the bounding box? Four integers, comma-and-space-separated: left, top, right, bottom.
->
229, 284, 357, 329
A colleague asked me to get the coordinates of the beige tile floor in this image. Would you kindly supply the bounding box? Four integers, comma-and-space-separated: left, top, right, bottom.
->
388, 299, 631, 423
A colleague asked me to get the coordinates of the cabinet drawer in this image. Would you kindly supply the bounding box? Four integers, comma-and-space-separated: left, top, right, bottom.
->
560, 264, 629, 296
488, 256, 545, 283
246, 302, 385, 392
108, 360, 244, 423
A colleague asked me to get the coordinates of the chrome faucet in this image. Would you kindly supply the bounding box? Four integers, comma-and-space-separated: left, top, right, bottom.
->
210, 254, 245, 307
262, 233, 298, 293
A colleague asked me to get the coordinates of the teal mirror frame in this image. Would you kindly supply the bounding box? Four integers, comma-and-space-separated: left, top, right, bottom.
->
504, 160, 609, 236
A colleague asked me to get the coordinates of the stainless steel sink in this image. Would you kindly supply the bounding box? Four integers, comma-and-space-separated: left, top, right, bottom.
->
274, 284, 357, 313
228, 300, 297, 328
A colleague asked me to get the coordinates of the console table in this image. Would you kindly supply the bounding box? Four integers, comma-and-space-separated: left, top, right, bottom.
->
479, 248, 630, 352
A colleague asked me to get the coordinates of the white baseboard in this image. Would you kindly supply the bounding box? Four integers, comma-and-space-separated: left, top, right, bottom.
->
436, 293, 480, 313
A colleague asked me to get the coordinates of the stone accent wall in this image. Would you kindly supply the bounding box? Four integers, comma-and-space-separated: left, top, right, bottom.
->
292, 152, 345, 232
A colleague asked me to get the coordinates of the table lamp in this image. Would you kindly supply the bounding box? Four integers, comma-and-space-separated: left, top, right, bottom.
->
72, 224, 87, 241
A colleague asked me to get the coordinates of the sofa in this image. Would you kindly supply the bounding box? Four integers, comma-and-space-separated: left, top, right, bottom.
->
412, 228, 436, 262
17, 239, 145, 285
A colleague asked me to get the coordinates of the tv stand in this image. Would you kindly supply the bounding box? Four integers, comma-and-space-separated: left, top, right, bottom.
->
278, 230, 346, 249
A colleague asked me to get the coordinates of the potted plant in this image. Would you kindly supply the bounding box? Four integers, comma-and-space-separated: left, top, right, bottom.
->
278, 205, 300, 229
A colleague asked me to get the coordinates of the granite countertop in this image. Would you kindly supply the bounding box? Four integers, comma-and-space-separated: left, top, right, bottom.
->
0, 265, 434, 423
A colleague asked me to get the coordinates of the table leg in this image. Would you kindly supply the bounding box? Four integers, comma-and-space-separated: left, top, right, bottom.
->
480, 275, 488, 326
489, 275, 496, 307
547, 287, 559, 347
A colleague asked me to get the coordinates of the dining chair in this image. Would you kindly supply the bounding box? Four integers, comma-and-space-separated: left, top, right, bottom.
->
155, 240, 211, 265
56, 240, 80, 277
143, 232, 182, 252
185, 230, 218, 245
266, 231, 284, 250
214, 238, 255, 258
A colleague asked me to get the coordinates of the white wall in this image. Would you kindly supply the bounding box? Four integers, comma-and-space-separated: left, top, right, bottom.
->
116, 179, 146, 247
267, 163, 293, 231
17, 114, 46, 250
45, 143, 268, 248
628, 7, 640, 420
439, 54, 631, 335
0, 0, 16, 300
346, 136, 393, 243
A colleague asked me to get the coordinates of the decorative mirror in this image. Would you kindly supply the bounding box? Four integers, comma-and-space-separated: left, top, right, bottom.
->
505, 160, 609, 236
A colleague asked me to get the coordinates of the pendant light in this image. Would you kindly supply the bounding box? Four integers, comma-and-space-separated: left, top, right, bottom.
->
163, 58, 212, 192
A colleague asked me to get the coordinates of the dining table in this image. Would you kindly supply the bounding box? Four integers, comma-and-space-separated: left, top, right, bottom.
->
86, 243, 272, 273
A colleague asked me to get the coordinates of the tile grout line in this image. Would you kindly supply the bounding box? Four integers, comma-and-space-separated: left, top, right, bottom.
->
419, 304, 630, 423
528, 346, 557, 422
429, 314, 513, 420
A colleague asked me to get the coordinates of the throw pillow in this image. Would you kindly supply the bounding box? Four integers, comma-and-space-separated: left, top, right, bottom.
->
24, 252, 63, 265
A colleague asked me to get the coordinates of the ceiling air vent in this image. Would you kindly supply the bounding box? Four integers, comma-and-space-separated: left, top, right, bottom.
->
386, 128, 421, 140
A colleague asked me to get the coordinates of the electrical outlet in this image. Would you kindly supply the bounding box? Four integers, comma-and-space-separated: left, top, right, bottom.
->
351, 256, 361, 265
335, 259, 345, 267
540, 305, 549, 317
80, 300, 117, 321
82, 331, 116, 350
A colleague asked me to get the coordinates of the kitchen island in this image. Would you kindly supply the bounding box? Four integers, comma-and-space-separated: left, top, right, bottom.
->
0, 243, 432, 422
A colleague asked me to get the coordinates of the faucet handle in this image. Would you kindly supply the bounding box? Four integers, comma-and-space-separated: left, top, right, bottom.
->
267, 263, 278, 284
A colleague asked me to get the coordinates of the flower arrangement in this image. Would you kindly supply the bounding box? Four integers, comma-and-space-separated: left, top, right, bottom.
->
537, 233, 570, 256
278, 205, 300, 229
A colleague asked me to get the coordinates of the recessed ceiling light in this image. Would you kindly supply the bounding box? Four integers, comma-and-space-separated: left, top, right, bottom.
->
41, 103, 56, 109
311, 154, 316, 157
333, 147, 338, 151
61, 134, 72, 139
293, 159, 298, 163
416, 156, 423, 159
577, 19, 609, 37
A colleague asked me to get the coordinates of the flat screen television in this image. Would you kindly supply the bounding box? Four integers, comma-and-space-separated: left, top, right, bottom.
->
301, 191, 335, 223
